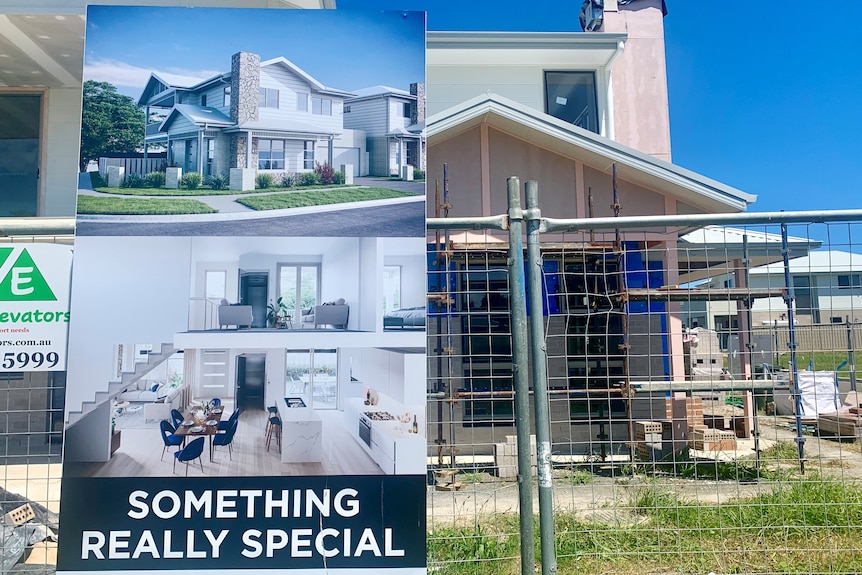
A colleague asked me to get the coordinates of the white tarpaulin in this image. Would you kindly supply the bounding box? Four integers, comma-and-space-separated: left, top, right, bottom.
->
773, 370, 842, 417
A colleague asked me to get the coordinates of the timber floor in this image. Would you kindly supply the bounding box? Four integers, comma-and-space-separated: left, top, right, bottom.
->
64, 408, 383, 478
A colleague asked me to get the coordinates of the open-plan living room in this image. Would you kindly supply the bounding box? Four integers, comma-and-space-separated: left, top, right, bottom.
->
62, 235, 426, 477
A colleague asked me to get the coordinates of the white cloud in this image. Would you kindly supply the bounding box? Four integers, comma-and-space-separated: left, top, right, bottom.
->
84, 58, 221, 91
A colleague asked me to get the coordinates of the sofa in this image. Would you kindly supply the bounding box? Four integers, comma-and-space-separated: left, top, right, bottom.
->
218, 299, 253, 329
115, 379, 186, 421
302, 298, 349, 329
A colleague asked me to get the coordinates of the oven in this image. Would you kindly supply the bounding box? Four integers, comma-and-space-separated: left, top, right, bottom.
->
358, 415, 372, 447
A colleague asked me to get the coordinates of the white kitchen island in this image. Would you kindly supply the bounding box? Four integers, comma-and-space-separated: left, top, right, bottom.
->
277, 396, 322, 463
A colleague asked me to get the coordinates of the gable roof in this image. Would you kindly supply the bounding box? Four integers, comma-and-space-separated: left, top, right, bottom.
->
348, 85, 415, 102
427, 93, 757, 213
159, 104, 233, 132
137, 72, 209, 107
260, 56, 354, 98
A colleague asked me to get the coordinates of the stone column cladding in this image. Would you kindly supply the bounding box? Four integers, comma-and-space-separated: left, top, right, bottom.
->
409, 82, 425, 125
230, 135, 248, 170
230, 52, 260, 125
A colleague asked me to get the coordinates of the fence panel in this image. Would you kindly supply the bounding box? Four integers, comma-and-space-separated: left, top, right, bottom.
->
428, 210, 862, 574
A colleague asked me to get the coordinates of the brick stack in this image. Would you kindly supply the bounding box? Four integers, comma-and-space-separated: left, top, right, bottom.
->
494, 434, 537, 478
634, 420, 675, 461
689, 427, 737, 452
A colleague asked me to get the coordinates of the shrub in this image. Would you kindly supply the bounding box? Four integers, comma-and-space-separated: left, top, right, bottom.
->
206, 174, 229, 190
299, 171, 321, 186
314, 161, 337, 185
280, 172, 298, 188
256, 173, 275, 189
413, 169, 425, 180
334, 170, 346, 185
89, 171, 107, 188
145, 171, 166, 188
122, 173, 146, 188
180, 171, 202, 190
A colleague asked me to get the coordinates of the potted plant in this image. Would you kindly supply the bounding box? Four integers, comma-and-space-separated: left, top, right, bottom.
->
267, 297, 288, 328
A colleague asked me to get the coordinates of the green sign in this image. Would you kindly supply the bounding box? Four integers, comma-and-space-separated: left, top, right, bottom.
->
0, 247, 58, 301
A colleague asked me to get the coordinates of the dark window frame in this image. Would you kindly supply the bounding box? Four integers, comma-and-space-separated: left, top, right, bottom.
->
543, 70, 599, 134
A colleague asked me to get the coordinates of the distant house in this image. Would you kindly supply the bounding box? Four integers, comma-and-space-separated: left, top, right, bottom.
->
139, 52, 367, 178
344, 84, 425, 177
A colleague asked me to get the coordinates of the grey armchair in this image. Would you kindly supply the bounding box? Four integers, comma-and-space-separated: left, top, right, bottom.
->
301, 298, 349, 329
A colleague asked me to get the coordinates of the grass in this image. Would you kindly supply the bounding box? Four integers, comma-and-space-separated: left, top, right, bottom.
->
236, 187, 414, 210
776, 350, 853, 376
428, 475, 862, 574
91, 183, 354, 196
77, 195, 217, 215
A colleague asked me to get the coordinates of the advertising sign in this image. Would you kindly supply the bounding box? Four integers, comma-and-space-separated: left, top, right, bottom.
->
0, 243, 72, 372
58, 6, 426, 575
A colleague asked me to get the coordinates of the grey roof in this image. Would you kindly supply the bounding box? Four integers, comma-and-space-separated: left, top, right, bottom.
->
160, 104, 233, 132
350, 85, 411, 98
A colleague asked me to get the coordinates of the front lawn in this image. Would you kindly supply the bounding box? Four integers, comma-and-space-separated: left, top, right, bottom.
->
236, 187, 415, 210
78, 195, 217, 215
92, 183, 356, 197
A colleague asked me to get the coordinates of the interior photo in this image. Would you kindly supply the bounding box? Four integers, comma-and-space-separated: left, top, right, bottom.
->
61, 235, 426, 477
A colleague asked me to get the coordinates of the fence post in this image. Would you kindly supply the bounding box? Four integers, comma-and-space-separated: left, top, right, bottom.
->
524, 180, 557, 575
848, 317, 857, 392
781, 223, 805, 472
507, 176, 536, 575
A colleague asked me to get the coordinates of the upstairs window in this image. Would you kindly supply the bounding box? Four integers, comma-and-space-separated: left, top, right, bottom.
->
838, 274, 862, 289
259, 87, 279, 109
544, 71, 598, 133
402, 102, 411, 118
224, 86, 231, 108
312, 96, 332, 115
297, 91, 308, 112
200, 94, 207, 107
344, 105, 351, 113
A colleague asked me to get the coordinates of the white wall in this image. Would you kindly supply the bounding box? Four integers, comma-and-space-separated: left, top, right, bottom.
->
65, 236, 193, 415
43, 87, 82, 216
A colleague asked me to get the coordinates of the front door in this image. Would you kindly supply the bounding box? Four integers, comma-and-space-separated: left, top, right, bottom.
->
0, 94, 41, 216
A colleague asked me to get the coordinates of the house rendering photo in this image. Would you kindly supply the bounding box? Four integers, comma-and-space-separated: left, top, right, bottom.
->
61, 235, 427, 478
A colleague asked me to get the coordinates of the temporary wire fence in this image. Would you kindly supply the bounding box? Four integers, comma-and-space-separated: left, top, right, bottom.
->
426, 194, 862, 575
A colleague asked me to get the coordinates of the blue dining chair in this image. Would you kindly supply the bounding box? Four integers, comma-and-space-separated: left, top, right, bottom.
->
212, 418, 238, 461
217, 408, 240, 431
210, 398, 222, 407
159, 420, 183, 461
170, 409, 184, 430
173, 437, 205, 476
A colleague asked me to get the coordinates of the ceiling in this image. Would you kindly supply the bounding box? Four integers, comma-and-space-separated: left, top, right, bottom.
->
0, 13, 84, 88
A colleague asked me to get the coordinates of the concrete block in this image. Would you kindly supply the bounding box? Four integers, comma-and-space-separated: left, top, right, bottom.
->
230, 168, 255, 191
634, 421, 663, 435
340, 164, 354, 185
106, 166, 125, 187
165, 167, 182, 189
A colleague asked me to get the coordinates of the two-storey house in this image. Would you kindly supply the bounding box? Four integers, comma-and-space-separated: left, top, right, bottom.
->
424, 0, 774, 460
139, 51, 365, 181
344, 84, 425, 177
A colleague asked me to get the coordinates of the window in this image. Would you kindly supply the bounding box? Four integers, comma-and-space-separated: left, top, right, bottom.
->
312, 96, 331, 115
278, 264, 321, 320
204, 270, 226, 300
403, 102, 411, 118
224, 86, 231, 107
383, 265, 401, 314
838, 274, 861, 288
204, 138, 215, 176
200, 94, 207, 107
0, 93, 41, 217
344, 105, 351, 113
259, 87, 279, 108
297, 91, 308, 112
303, 140, 314, 170
258, 139, 285, 170
544, 71, 599, 133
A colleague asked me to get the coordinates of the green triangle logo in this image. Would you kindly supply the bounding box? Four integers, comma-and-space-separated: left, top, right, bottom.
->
0, 249, 57, 301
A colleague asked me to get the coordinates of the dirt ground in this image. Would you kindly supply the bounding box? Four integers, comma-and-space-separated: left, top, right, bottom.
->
427, 415, 862, 525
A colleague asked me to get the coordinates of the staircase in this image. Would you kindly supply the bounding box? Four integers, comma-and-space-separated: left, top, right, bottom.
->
66, 342, 176, 427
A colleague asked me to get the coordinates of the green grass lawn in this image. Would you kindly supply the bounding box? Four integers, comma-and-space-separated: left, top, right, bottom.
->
92, 183, 355, 196
236, 187, 415, 210
428, 474, 862, 575
77, 195, 217, 215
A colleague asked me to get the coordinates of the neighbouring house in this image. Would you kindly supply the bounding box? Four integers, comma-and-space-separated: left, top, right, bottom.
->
344, 84, 425, 177
423, 0, 785, 459
138, 51, 367, 182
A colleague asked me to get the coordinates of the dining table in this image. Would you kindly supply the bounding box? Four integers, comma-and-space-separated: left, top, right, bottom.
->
172, 405, 225, 461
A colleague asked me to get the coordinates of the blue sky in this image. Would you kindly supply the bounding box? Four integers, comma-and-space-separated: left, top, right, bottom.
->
84, 6, 424, 97
340, 0, 861, 218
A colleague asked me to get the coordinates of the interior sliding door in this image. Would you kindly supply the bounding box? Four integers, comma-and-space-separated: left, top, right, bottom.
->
278, 264, 320, 323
